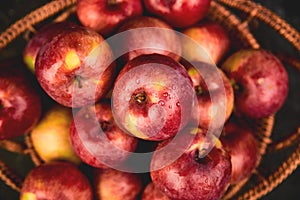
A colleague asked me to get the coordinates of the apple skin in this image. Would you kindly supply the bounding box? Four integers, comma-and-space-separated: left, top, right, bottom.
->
23, 21, 78, 73
20, 161, 93, 200
116, 16, 182, 62
30, 104, 81, 164
181, 20, 230, 64
35, 25, 116, 108
182, 60, 234, 130
142, 182, 170, 200
150, 130, 231, 200
77, 0, 143, 36
221, 49, 289, 119
144, 0, 211, 28
220, 116, 259, 184
93, 168, 142, 200
70, 99, 138, 168
0, 60, 42, 140
112, 54, 195, 141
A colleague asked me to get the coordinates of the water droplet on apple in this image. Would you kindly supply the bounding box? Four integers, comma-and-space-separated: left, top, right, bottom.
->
158, 100, 165, 106
136, 79, 140, 84
163, 92, 168, 97
176, 102, 180, 107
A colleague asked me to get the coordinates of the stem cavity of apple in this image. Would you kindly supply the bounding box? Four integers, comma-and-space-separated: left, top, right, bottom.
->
132, 92, 147, 104
100, 121, 111, 132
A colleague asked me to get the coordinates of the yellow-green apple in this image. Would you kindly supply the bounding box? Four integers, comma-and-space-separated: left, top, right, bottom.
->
22, 21, 78, 73
30, 104, 81, 164
94, 168, 142, 200
116, 16, 182, 62
112, 54, 196, 141
142, 182, 170, 200
150, 129, 231, 200
221, 49, 289, 119
70, 99, 138, 168
20, 161, 93, 200
181, 20, 230, 64
35, 25, 116, 108
144, 0, 211, 28
182, 60, 234, 130
77, 0, 143, 36
220, 116, 259, 184
0, 59, 41, 140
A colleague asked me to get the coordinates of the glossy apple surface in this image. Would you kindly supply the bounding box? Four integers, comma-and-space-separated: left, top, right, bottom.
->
35, 25, 116, 108
182, 61, 234, 130
23, 21, 78, 73
94, 168, 142, 200
20, 161, 93, 200
144, 0, 211, 28
77, 0, 143, 36
70, 99, 138, 168
30, 104, 81, 164
181, 20, 230, 64
112, 54, 195, 141
116, 16, 182, 62
221, 49, 289, 119
0, 60, 42, 140
220, 116, 259, 184
150, 130, 231, 200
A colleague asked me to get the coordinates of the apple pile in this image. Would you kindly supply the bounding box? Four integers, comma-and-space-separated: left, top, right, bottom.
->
0, 0, 290, 200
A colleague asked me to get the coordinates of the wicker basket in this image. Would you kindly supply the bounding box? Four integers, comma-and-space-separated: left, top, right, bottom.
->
0, 0, 299, 199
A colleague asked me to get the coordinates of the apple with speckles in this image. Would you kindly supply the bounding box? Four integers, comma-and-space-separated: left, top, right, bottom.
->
70, 99, 138, 168
20, 161, 93, 200
221, 49, 289, 119
144, 0, 211, 28
112, 54, 195, 141
77, 0, 143, 37
142, 182, 170, 200
35, 25, 116, 108
150, 129, 231, 200
0, 60, 41, 140
94, 168, 142, 200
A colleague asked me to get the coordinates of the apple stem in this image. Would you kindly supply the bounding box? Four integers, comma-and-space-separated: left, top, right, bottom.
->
107, 0, 119, 6
195, 85, 204, 95
132, 92, 147, 104
75, 75, 83, 88
229, 79, 240, 91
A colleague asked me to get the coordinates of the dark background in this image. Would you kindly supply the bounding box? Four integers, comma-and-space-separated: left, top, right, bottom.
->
0, 0, 299, 199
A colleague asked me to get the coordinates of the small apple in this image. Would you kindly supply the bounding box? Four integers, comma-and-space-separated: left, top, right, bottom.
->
35, 25, 116, 108
77, 0, 143, 36
30, 103, 81, 164
22, 21, 78, 73
94, 168, 142, 200
112, 54, 195, 141
220, 116, 260, 184
142, 182, 170, 200
0, 60, 42, 140
70, 99, 138, 168
182, 60, 234, 130
116, 16, 182, 62
181, 20, 230, 64
150, 129, 231, 200
20, 161, 93, 200
144, 0, 211, 28
221, 49, 289, 119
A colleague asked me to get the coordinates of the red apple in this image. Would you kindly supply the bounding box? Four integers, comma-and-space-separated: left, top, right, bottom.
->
220, 116, 260, 184
23, 21, 78, 73
0, 60, 42, 140
144, 0, 211, 28
221, 49, 289, 119
116, 16, 182, 62
182, 60, 234, 130
181, 20, 230, 64
112, 54, 196, 141
142, 182, 170, 200
20, 161, 93, 200
77, 0, 143, 36
35, 25, 116, 108
70, 99, 138, 168
30, 103, 81, 164
94, 168, 142, 200
150, 129, 231, 200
